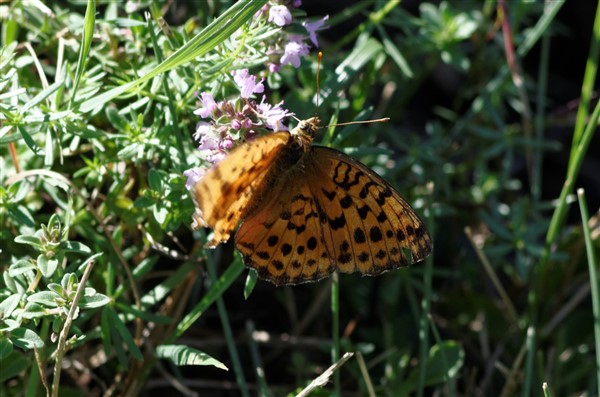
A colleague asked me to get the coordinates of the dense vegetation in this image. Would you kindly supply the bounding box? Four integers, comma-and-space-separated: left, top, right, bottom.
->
1, 1, 599, 396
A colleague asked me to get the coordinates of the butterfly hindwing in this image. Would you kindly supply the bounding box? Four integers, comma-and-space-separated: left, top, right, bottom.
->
234, 145, 432, 285
235, 166, 336, 285
308, 146, 432, 271
192, 132, 290, 247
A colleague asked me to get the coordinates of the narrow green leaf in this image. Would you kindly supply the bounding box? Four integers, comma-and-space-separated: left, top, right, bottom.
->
174, 259, 245, 340
19, 80, 63, 114
70, 0, 96, 106
79, 0, 267, 113
16, 126, 42, 156
244, 268, 258, 300
156, 344, 228, 370
9, 205, 35, 227
108, 308, 143, 360
44, 127, 53, 166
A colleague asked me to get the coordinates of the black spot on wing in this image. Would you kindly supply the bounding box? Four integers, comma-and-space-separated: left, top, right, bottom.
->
280, 211, 292, 220
353, 228, 366, 244
321, 189, 336, 201
357, 204, 371, 220
281, 243, 292, 256
329, 213, 346, 230
273, 260, 284, 271
340, 195, 352, 208
369, 226, 383, 242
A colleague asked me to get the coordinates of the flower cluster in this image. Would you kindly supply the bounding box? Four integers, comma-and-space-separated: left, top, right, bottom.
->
184, 2, 329, 189
256, 1, 329, 70
183, 69, 294, 189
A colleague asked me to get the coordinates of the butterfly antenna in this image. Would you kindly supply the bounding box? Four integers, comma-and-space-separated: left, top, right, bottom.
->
315, 51, 322, 118
314, 52, 390, 129
329, 118, 391, 127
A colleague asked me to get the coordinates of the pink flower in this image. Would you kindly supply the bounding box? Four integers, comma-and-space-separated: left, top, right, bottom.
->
219, 137, 234, 150
257, 96, 293, 131
198, 132, 219, 152
303, 15, 329, 47
193, 122, 212, 142
206, 151, 226, 164
280, 40, 310, 68
183, 167, 206, 190
194, 92, 217, 118
233, 69, 264, 98
268, 5, 292, 26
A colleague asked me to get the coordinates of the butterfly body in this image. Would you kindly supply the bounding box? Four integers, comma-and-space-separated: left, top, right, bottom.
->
192, 117, 432, 285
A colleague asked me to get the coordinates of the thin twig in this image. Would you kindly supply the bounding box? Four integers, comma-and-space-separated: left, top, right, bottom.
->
465, 227, 520, 325
6, 169, 144, 342
51, 257, 98, 397
296, 352, 354, 397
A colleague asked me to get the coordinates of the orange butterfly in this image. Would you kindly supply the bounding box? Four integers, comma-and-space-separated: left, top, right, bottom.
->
191, 116, 433, 285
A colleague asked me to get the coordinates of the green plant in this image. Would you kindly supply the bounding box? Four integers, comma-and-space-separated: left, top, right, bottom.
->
1, 1, 598, 396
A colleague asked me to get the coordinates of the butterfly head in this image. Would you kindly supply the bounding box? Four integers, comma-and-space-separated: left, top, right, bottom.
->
291, 116, 320, 148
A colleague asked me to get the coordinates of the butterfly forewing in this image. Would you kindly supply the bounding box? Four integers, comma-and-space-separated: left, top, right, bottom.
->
192, 132, 290, 247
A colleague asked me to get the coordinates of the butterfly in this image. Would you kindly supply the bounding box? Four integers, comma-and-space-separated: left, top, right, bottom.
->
191, 116, 433, 286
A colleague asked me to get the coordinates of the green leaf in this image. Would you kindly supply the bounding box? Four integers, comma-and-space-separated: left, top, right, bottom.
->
320, 37, 383, 109
20, 80, 63, 114
138, 262, 196, 308
8, 259, 36, 276
115, 302, 172, 324
174, 260, 245, 340
153, 205, 169, 225
63, 241, 92, 254
156, 344, 228, 370
134, 196, 155, 208
79, 0, 268, 113
244, 268, 258, 300
20, 302, 47, 319
108, 308, 143, 360
37, 254, 59, 278
148, 168, 162, 191
10, 327, 45, 350
14, 234, 42, 249
9, 205, 35, 227
79, 294, 111, 309
47, 282, 66, 296
0, 350, 29, 383
70, 0, 96, 105
0, 293, 22, 319
400, 341, 465, 394
100, 307, 112, 357
27, 291, 61, 307
45, 127, 54, 167
0, 337, 13, 359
